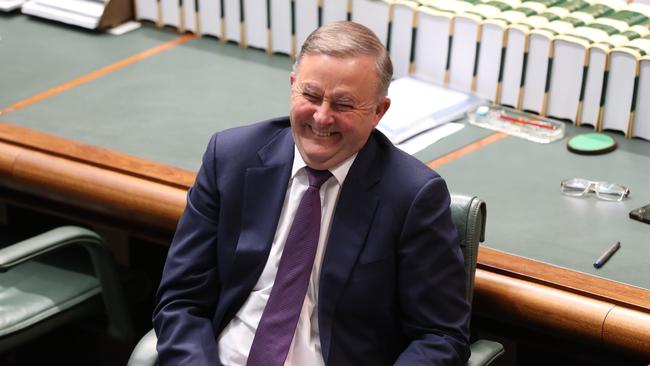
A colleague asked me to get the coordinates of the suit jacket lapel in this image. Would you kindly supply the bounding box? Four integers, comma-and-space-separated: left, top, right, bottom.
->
223, 129, 294, 318
318, 134, 382, 364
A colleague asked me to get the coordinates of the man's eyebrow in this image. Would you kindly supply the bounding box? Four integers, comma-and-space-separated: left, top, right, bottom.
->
298, 82, 359, 104
299, 83, 320, 94
331, 95, 356, 103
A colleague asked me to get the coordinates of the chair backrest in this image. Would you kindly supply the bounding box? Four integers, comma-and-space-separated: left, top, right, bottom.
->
449, 194, 487, 306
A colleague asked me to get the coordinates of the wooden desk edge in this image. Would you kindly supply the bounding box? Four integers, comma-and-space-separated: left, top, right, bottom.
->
0, 134, 188, 230
478, 246, 650, 312
475, 269, 650, 356
0, 122, 196, 190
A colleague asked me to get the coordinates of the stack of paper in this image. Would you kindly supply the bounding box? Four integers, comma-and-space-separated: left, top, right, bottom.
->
22, 0, 105, 29
0, 0, 25, 11
377, 77, 482, 144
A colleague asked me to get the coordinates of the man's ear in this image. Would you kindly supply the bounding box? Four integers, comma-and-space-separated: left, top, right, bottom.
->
290, 71, 296, 86
372, 97, 391, 126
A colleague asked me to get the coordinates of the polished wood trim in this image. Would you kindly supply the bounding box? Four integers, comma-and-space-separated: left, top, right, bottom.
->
478, 246, 650, 312
603, 306, 650, 354
475, 269, 650, 357
0, 122, 196, 189
0, 140, 186, 230
0, 139, 20, 172
475, 269, 612, 342
426, 132, 508, 169
0, 186, 176, 245
0, 34, 197, 115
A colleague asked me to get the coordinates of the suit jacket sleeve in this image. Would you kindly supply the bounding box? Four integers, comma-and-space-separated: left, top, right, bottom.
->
394, 176, 471, 365
153, 133, 223, 365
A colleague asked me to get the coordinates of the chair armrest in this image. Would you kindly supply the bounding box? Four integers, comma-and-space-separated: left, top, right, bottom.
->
468, 339, 505, 366
0, 226, 134, 341
0, 226, 102, 269
127, 329, 158, 366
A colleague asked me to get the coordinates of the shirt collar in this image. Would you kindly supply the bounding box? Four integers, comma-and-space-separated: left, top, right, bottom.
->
291, 146, 357, 186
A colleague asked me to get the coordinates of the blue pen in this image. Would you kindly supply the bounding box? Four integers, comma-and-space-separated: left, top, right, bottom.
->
593, 241, 620, 269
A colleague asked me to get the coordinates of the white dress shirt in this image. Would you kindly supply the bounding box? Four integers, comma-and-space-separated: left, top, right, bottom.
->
218, 147, 356, 366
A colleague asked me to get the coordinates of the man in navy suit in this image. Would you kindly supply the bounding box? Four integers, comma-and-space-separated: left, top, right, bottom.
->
153, 21, 470, 365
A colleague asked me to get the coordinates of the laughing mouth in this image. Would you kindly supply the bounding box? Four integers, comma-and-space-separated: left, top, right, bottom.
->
311, 126, 332, 137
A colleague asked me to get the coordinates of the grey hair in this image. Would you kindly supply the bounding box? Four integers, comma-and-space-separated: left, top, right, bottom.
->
293, 21, 393, 100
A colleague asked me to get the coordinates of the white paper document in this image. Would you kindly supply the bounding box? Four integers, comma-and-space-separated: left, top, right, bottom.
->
0, 0, 25, 11
22, 0, 105, 28
377, 77, 481, 144
395, 122, 465, 155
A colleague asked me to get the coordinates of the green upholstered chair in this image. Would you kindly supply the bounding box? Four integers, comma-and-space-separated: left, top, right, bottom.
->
0, 225, 134, 354
127, 328, 157, 366
127, 194, 504, 366
450, 194, 504, 366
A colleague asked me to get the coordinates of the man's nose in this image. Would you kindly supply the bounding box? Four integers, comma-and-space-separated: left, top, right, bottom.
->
313, 101, 335, 125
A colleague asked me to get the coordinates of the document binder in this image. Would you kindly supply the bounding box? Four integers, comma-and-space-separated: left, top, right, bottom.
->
448, 12, 483, 94
270, 0, 294, 56
631, 55, 650, 140
22, 0, 133, 29
600, 36, 650, 137
223, 0, 241, 43
390, 1, 418, 79
545, 1, 627, 122
411, 6, 456, 86
295, 0, 319, 53
160, 0, 180, 29
0, 0, 24, 11
321, 0, 349, 25
243, 0, 268, 50
197, 0, 222, 38
351, 0, 391, 47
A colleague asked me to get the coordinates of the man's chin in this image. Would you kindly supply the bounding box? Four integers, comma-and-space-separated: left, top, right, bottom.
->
300, 137, 336, 151
300, 150, 337, 169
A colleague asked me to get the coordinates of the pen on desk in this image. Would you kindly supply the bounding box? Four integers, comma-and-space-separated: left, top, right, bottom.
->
593, 241, 621, 269
498, 114, 558, 130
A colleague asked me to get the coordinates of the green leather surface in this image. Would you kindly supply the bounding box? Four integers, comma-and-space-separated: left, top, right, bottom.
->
0, 261, 99, 336
2, 20, 292, 171
0, 14, 178, 108
433, 124, 650, 290
468, 339, 505, 366
413, 125, 495, 163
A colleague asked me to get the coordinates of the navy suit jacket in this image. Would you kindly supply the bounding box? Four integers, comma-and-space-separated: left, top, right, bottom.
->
153, 117, 470, 365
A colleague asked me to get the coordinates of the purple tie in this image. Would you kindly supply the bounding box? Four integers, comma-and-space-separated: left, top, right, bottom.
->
246, 167, 332, 366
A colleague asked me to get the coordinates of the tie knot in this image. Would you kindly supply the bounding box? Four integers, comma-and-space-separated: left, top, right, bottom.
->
305, 167, 332, 189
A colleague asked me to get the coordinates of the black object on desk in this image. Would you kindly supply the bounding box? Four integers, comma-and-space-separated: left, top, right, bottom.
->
630, 204, 650, 225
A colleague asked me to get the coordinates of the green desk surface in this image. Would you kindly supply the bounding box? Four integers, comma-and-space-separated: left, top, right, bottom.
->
433, 125, 650, 291
2, 15, 650, 291
2, 15, 292, 171
0, 14, 178, 107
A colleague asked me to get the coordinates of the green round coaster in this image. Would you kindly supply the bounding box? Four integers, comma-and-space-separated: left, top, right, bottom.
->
567, 133, 617, 155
